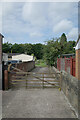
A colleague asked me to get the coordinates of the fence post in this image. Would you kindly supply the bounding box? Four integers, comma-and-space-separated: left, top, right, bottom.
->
70, 57, 73, 75
4, 70, 8, 90
59, 71, 62, 91
65, 57, 66, 72
57, 58, 58, 70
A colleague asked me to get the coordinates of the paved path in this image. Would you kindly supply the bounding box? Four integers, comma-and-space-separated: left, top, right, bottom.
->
2, 67, 76, 118
3, 89, 76, 118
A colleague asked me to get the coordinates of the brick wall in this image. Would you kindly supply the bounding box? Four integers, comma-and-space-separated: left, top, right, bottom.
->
76, 49, 80, 80
15, 61, 35, 72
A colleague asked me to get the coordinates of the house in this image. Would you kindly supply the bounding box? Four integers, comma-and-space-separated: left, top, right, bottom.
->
7, 53, 20, 60
0, 33, 4, 90
12, 54, 34, 62
75, 35, 80, 80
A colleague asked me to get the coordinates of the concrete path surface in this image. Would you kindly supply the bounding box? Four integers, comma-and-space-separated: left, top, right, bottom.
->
2, 67, 77, 118
2, 89, 76, 118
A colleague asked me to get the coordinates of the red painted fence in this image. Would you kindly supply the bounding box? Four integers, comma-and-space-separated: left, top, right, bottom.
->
57, 57, 76, 76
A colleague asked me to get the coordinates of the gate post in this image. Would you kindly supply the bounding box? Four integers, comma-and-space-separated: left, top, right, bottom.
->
4, 69, 8, 90
70, 57, 73, 76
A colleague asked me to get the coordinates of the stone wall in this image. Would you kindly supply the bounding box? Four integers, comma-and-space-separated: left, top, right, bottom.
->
61, 71, 78, 115
52, 67, 78, 117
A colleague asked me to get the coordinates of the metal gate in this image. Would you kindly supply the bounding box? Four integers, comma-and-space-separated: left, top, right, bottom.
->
9, 67, 61, 89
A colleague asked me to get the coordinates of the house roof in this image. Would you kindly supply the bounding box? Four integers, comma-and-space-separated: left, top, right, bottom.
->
61, 53, 75, 58
75, 35, 80, 50
76, 34, 80, 44
7, 53, 20, 57
0, 33, 4, 38
12, 54, 34, 62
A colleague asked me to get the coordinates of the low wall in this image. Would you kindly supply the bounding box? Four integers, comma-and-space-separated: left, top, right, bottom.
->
52, 67, 78, 117
15, 61, 35, 72
61, 71, 78, 115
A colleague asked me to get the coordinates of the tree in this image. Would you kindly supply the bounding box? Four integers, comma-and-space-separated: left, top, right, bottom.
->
60, 33, 67, 55
33, 43, 44, 59
44, 36, 76, 66
63, 41, 76, 54
60, 33, 67, 44
11, 43, 24, 53
44, 38, 60, 66
24, 44, 33, 55
2, 42, 12, 53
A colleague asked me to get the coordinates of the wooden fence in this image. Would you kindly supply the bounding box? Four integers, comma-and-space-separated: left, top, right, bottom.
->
57, 57, 76, 76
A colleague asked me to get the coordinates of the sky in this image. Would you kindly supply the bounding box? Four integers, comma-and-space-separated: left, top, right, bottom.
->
0, 2, 78, 44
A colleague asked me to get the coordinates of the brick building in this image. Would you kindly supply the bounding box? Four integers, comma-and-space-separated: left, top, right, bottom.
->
75, 35, 80, 80
0, 33, 4, 90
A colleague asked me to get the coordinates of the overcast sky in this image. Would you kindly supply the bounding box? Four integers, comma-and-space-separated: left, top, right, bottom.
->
1, 2, 78, 44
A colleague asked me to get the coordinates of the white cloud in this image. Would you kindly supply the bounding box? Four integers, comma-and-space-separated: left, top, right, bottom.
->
22, 2, 48, 27
67, 28, 78, 40
53, 19, 73, 34
30, 31, 43, 37
2, 2, 78, 43
3, 37, 15, 44
48, 2, 77, 25
2, 2, 15, 17
1, 0, 79, 2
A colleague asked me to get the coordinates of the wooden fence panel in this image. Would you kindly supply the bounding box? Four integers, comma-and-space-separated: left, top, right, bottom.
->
57, 57, 76, 77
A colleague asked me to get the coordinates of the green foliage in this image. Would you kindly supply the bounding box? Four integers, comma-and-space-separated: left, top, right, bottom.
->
11, 43, 25, 53
2, 42, 45, 60
44, 39, 60, 66
44, 34, 76, 66
2, 42, 12, 53
2, 33, 76, 67
60, 33, 67, 44
24, 44, 33, 55
33, 43, 44, 59
35, 59, 47, 67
